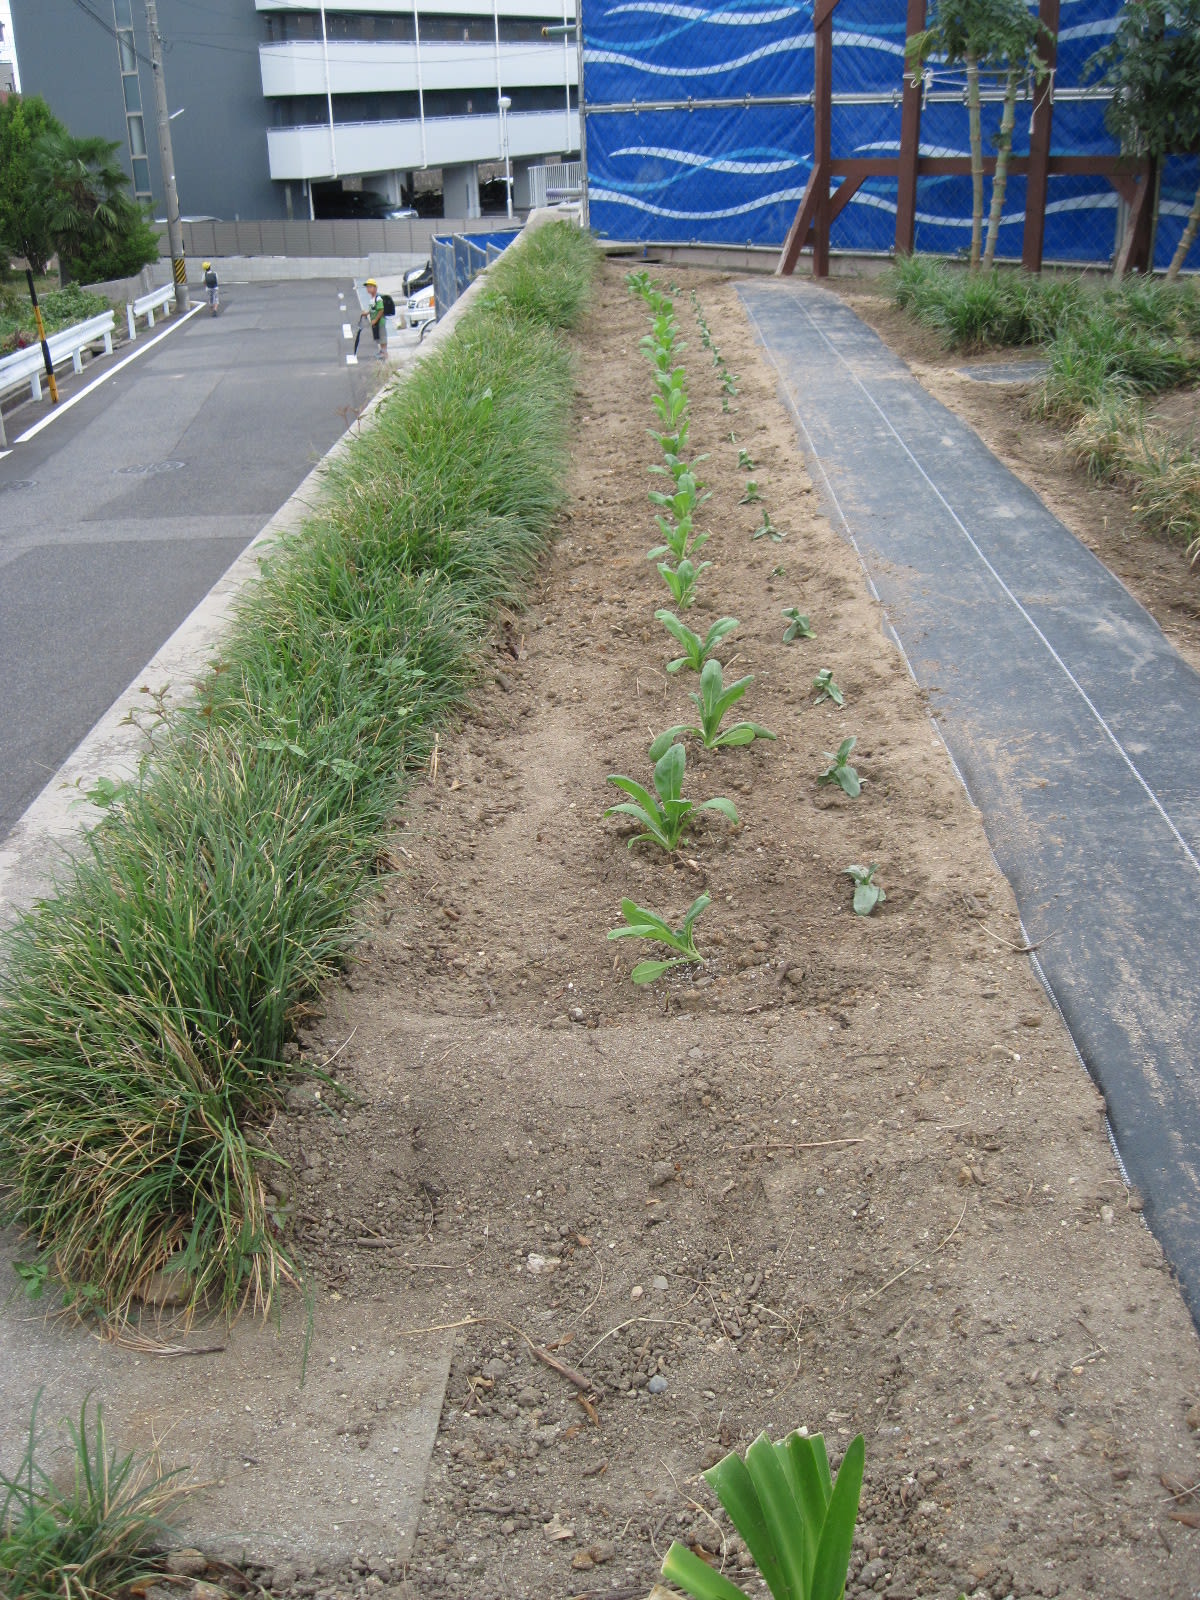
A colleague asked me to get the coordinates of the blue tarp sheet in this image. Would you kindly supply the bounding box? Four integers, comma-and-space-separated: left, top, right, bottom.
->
582, 0, 1198, 270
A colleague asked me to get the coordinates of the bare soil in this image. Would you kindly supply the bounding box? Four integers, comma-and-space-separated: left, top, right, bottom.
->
829, 281, 1200, 677
267, 265, 1200, 1600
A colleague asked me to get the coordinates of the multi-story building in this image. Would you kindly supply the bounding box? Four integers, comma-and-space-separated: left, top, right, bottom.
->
9, 0, 578, 221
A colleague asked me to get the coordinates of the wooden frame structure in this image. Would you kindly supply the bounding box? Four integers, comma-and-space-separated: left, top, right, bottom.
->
777, 0, 1154, 276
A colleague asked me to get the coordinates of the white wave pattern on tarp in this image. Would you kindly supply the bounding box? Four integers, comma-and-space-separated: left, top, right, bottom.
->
845, 189, 1118, 223
832, 29, 906, 56
585, 35, 807, 73
610, 144, 801, 173
590, 184, 808, 218
851, 139, 974, 159
604, 2, 807, 24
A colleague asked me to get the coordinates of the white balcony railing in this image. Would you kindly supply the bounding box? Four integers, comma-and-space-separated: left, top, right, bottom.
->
256, 0, 575, 19
266, 107, 578, 181
259, 39, 573, 98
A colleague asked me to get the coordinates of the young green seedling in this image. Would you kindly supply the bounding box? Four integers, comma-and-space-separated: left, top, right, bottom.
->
649, 514, 705, 564
608, 892, 711, 985
783, 607, 816, 642
812, 668, 844, 707
844, 864, 885, 915
656, 609, 739, 673
818, 736, 861, 797
660, 1429, 865, 1600
752, 509, 784, 542
657, 556, 709, 610
737, 448, 755, 471
605, 743, 738, 853
650, 658, 776, 755
740, 480, 762, 504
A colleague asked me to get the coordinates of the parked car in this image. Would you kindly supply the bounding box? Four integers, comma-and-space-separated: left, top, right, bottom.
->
406, 282, 435, 330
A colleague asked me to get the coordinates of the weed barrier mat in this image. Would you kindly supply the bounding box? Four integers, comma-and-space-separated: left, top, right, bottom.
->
738, 276, 1200, 1326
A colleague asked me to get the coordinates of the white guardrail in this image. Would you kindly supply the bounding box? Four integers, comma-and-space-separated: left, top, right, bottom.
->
0, 311, 117, 446
126, 283, 175, 340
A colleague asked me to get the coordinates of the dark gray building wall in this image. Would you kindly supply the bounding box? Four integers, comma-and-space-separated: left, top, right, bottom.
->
9, 0, 284, 220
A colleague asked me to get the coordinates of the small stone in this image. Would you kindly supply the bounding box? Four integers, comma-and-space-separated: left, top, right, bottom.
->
526, 1253, 559, 1274
648, 1374, 668, 1394
517, 1386, 539, 1407
572, 1552, 595, 1570
1185, 1401, 1200, 1431
549, 1013, 570, 1030
501, 1519, 516, 1535
650, 1161, 675, 1188
165, 1550, 208, 1577
588, 1541, 614, 1564
652, 1274, 669, 1292
630, 1285, 644, 1301
482, 1358, 507, 1379
570, 1007, 585, 1023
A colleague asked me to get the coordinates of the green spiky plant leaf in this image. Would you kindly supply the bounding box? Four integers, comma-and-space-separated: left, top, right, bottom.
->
656, 609, 739, 673
658, 556, 710, 610
605, 743, 737, 853
660, 1429, 865, 1600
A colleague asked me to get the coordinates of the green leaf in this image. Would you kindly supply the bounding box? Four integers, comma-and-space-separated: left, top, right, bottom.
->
810, 1435, 864, 1600
661, 1540, 751, 1600
630, 956, 691, 985
654, 741, 687, 804
705, 1444, 788, 1599
746, 1433, 809, 1599
780, 1433, 830, 1574
712, 722, 776, 749
649, 727, 693, 762
700, 796, 739, 824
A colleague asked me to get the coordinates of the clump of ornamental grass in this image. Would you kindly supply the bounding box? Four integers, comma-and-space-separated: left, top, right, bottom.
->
0, 220, 599, 1323
1, 1393, 192, 1600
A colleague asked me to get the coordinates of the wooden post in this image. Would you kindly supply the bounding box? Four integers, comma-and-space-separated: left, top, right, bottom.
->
1021, 0, 1059, 273
777, 0, 841, 276
895, 0, 926, 256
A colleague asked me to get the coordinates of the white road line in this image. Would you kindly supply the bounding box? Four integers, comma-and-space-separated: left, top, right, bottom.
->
762, 287, 1200, 883
14, 303, 207, 444
342, 322, 353, 338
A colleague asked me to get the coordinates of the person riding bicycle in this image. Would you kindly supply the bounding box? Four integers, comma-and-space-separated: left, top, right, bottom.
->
202, 261, 219, 315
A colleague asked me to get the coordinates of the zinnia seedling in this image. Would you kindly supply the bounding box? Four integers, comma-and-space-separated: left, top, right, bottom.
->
818, 737, 861, 797
740, 480, 762, 504
605, 743, 737, 853
812, 668, 844, 707
752, 509, 784, 542
844, 864, 885, 915
607, 892, 711, 985
783, 607, 815, 642
656, 609, 739, 673
737, 448, 755, 471
660, 1429, 865, 1600
650, 659, 776, 755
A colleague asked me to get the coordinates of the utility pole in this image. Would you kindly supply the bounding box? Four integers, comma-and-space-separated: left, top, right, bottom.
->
144, 0, 189, 312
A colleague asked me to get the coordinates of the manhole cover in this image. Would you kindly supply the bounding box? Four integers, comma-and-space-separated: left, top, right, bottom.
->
0, 479, 37, 492
113, 460, 186, 477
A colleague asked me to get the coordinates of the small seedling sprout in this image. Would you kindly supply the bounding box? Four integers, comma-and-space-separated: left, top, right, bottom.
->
649, 659, 776, 755
818, 736, 861, 798
844, 863, 886, 915
783, 607, 816, 642
607, 892, 712, 985
812, 668, 845, 707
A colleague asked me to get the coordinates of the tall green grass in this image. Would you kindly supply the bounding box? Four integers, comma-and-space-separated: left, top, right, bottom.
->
1, 1394, 190, 1600
0, 219, 599, 1321
887, 256, 1200, 548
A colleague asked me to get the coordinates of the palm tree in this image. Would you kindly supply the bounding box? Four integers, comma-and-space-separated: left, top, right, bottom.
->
29, 130, 143, 283
906, 0, 1052, 271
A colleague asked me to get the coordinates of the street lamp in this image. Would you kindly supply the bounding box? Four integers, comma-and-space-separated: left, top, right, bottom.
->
498, 94, 513, 220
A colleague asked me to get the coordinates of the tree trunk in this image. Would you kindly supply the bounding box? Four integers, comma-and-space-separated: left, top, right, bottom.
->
982, 69, 1020, 271
1166, 173, 1200, 281
967, 50, 983, 271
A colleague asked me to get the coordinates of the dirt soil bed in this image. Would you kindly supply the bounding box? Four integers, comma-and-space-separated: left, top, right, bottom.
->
269, 265, 1200, 1600
829, 280, 1200, 678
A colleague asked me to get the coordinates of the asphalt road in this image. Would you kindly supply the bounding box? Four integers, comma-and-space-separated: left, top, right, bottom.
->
739, 277, 1200, 1326
0, 280, 381, 843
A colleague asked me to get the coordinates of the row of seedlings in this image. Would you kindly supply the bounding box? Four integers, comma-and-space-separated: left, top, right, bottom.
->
691, 286, 887, 916
605, 273, 776, 982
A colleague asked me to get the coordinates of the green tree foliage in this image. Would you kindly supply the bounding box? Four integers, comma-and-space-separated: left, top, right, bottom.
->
1088, 0, 1200, 279
0, 94, 65, 276
907, 0, 1052, 271
30, 128, 156, 284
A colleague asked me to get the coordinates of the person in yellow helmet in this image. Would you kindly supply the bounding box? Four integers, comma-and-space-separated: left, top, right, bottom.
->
202, 261, 219, 315
362, 277, 387, 360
